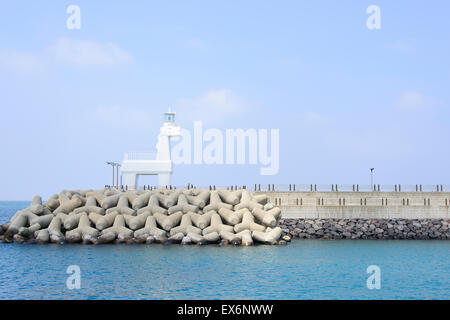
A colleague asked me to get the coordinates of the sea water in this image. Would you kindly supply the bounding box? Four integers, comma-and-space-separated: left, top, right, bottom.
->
0, 201, 448, 300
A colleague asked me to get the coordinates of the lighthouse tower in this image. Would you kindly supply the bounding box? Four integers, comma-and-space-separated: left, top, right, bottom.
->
120, 109, 181, 189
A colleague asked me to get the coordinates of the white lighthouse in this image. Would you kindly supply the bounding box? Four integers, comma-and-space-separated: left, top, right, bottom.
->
120, 109, 181, 189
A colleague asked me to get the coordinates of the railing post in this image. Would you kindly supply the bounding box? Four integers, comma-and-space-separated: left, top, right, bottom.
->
293, 184, 296, 191
357, 184, 359, 192
314, 184, 317, 192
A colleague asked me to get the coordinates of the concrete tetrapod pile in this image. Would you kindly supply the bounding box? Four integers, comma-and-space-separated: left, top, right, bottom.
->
0, 188, 287, 246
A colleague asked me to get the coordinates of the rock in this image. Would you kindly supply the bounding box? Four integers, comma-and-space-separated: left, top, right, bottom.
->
298, 233, 308, 238
13, 234, 26, 243
343, 232, 351, 238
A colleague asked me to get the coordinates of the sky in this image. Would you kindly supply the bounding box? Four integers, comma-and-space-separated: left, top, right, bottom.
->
0, 1, 449, 200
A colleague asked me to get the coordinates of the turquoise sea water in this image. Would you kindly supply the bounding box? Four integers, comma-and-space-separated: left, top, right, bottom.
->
0, 201, 449, 300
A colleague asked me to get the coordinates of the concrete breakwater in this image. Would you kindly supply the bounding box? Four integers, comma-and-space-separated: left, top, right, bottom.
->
0, 188, 285, 245
261, 191, 450, 219
279, 218, 449, 240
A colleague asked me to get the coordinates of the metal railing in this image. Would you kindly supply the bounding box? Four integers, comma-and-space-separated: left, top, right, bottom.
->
124, 152, 157, 161
252, 184, 450, 192
107, 184, 450, 193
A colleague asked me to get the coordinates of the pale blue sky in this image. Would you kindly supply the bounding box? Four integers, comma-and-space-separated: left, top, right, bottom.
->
1, 1, 449, 200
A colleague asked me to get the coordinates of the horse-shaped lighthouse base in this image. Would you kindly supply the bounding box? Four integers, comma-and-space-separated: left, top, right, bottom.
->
120, 109, 181, 189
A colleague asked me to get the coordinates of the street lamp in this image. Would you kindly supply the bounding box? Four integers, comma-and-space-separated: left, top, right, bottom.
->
106, 161, 121, 189
370, 168, 375, 191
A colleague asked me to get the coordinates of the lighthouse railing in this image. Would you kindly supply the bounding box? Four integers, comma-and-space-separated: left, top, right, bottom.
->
124, 152, 157, 161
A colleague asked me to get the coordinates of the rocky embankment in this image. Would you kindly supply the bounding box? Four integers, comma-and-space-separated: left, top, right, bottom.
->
279, 218, 450, 240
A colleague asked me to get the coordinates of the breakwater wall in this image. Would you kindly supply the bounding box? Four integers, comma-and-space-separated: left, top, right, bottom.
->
260, 189, 450, 240
257, 191, 450, 219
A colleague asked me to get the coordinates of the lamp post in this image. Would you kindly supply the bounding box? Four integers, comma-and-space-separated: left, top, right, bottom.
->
106, 161, 121, 189
106, 162, 115, 187
370, 168, 375, 191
